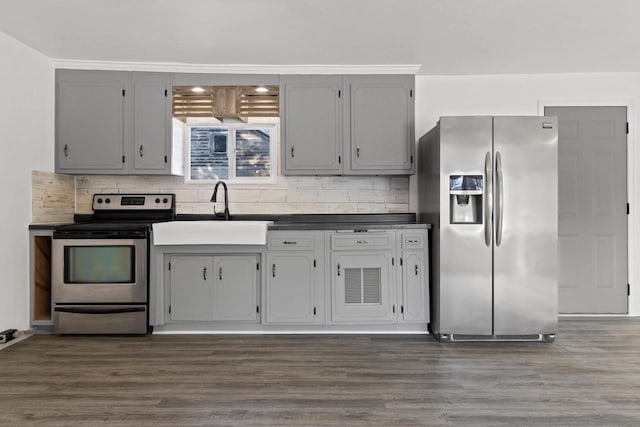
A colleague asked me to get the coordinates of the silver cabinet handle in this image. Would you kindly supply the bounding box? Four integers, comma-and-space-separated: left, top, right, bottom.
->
219, 267, 223, 280
415, 264, 419, 276
484, 151, 493, 247
354, 240, 368, 244
356, 145, 360, 158
495, 151, 504, 247
63, 144, 69, 157
139, 145, 144, 157
203, 267, 207, 281
272, 264, 276, 277
291, 146, 294, 158
282, 241, 297, 245
337, 263, 341, 276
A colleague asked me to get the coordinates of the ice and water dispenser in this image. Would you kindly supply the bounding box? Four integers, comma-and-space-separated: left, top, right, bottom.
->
449, 175, 483, 224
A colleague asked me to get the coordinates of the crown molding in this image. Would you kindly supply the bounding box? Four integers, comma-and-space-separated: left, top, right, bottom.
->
51, 59, 422, 75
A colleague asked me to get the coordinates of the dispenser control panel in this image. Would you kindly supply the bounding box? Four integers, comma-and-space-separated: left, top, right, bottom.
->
449, 175, 483, 224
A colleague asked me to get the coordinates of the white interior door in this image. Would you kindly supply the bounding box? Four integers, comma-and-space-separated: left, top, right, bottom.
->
546, 106, 628, 314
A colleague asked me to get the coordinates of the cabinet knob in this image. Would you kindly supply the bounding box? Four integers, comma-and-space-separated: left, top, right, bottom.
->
291, 146, 295, 158
63, 144, 69, 157
415, 264, 419, 275
356, 145, 360, 158
139, 145, 144, 157
272, 264, 276, 277
219, 267, 223, 280
203, 267, 207, 281
337, 263, 341, 277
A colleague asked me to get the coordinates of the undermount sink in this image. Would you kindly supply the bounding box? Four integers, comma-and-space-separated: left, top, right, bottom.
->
152, 221, 273, 245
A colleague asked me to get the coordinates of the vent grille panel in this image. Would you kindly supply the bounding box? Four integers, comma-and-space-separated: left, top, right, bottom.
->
363, 268, 381, 303
344, 268, 361, 304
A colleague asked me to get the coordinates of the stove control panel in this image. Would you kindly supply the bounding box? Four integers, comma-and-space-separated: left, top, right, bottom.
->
92, 194, 175, 211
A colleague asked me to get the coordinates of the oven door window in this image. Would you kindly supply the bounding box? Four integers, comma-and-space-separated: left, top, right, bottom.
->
64, 246, 135, 284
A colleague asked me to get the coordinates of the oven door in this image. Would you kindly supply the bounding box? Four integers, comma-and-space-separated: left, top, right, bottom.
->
52, 238, 147, 303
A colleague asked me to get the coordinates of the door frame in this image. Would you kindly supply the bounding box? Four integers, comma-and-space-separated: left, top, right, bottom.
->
538, 99, 636, 315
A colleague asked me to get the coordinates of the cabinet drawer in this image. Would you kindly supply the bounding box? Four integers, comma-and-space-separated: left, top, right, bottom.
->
331, 232, 394, 250
401, 233, 425, 249
267, 233, 315, 251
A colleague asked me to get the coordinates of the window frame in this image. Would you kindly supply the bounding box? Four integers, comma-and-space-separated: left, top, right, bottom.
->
184, 122, 278, 184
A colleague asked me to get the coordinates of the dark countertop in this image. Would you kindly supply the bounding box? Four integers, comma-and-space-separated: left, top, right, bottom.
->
29, 222, 73, 230
267, 222, 430, 231
30, 213, 432, 230
175, 213, 418, 223
176, 213, 431, 230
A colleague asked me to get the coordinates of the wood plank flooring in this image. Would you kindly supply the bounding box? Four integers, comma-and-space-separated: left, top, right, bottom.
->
1, 318, 640, 426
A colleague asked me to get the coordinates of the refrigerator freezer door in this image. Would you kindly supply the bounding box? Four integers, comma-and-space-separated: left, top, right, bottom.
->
439, 116, 493, 335
493, 117, 558, 335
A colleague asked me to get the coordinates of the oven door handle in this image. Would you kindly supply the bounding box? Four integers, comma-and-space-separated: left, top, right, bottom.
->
54, 307, 145, 315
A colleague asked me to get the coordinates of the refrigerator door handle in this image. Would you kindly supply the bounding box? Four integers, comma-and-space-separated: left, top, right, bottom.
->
484, 151, 493, 247
495, 151, 504, 246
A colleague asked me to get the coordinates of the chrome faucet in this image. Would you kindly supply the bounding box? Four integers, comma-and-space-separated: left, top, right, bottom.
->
210, 181, 230, 220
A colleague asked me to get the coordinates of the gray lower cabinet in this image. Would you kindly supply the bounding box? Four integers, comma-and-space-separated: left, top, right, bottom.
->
168, 256, 212, 321
167, 254, 259, 323
397, 231, 429, 323
265, 231, 324, 324
56, 69, 177, 175
329, 231, 397, 323
212, 256, 259, 321
280, 74, 415, 176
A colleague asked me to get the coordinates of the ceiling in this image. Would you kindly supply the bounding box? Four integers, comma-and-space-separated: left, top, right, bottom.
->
0, 0, 638, 75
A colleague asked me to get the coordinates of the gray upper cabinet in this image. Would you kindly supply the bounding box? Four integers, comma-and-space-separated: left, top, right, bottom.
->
344, 75, 415, 175
280, 74, 415, 176
131, 72, 172, 174
281, 75, 343, 175
56, 69, 178, 175
56, 70, 128, 173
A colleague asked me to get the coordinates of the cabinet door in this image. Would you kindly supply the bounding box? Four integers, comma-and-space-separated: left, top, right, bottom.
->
266, 252, 316, 324
400, 252, 427, 323
330, 252, 395, 323
281, 75, 343, 175
212, 256, 258, 322
168, 256, 213, 321
345, 75, 414, 174
131, 72, 172, 174
56, 70, 128, 173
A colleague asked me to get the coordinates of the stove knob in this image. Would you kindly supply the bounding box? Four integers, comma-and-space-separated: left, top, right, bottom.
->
97, 198, 103, 204
163, 198, 169, 204
155, 198, 161, 204
105, 198, 111, 204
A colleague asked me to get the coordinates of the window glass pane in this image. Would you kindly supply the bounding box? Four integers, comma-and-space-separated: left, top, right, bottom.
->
190, 127, 229, 180
65, 246, 134, 283
235, 129, 271, 177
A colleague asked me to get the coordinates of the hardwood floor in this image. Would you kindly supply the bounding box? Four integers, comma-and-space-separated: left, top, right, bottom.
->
1, 318, 640, 426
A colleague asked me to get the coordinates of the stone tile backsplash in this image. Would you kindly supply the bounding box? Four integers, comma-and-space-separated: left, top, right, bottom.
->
74, 174, 410, 215
32, 170, 75, 223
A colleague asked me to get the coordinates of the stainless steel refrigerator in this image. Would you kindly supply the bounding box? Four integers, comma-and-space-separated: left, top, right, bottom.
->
418, 116, 558, 342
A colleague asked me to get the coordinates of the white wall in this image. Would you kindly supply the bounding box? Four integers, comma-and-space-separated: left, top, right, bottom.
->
0, 32, 54, 330
413, 72, 640, 315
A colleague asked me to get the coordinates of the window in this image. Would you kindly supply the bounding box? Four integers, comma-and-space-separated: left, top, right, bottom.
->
185, 122, 277, 183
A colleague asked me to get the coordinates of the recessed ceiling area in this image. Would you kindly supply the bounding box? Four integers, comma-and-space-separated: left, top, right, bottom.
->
0, 0, 638, 75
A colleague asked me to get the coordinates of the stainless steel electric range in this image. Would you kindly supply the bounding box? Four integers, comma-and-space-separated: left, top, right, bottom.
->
52, 193, 175, 334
